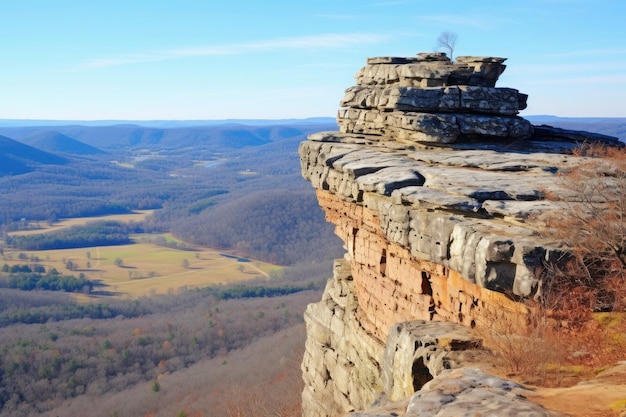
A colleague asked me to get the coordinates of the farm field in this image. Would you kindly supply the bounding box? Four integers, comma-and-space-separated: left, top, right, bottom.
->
7, 210, 155, 237
3, 211, 283, 299
1, 236, 281, 299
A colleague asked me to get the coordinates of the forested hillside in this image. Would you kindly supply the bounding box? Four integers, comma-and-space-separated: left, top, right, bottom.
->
0, 135, 67, 176
0, 119, 343, 417
21, 131, 106, 155
0, 283, 318, 417
165, 190, 337, 265
0, 121, 342, 267
0, 122, 336, 151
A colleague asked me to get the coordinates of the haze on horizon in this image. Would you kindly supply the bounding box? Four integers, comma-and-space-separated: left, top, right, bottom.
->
2, 0, 625, 120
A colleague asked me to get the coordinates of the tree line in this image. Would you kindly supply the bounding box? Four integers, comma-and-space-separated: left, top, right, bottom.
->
0, 263, 93, 293
7, 221, 135, 250
155, 189, 342, 265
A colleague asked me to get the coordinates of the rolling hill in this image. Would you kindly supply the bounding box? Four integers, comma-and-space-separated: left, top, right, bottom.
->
525, 116, 626, 142
0, 135, 67, 176
0, 122, 338, 151
21, 131, 106, 155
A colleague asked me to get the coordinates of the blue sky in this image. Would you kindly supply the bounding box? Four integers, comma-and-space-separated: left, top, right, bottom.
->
1, 0, 625, 120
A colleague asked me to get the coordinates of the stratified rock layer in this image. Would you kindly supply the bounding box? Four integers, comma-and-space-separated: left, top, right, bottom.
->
300, 53, 620, 417
337, 53, 533, 144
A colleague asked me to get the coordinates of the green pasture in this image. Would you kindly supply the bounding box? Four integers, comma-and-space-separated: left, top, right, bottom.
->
2, 237, 281, 299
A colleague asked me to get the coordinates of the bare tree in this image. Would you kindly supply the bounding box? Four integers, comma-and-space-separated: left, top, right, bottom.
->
437, 31, 458, 60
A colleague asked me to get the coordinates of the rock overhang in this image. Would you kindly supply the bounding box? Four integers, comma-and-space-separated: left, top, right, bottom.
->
300, 52, 620, 300
299, 52, 621, 417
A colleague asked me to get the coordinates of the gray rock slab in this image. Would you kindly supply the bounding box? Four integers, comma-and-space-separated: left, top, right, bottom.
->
341, 85, 525, 115
391, 186, 481, 212
405, 368, 565, 417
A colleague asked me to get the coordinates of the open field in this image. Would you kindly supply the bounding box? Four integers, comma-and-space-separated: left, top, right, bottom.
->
8, 210, 155, 237
1, 236, 282, 299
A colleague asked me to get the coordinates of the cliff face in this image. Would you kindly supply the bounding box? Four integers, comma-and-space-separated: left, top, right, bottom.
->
299, 53, 620, 416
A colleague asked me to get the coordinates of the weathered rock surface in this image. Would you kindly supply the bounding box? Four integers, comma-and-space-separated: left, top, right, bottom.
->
300, 52, 621, 417
340, 85, 527, 115
382, 321, 481, 401
300, 136, 571, 306
346, 369, 566, 417
355, 53, 507, 88
404, 368, 564, 417
337, 108, 532, 143
340, 53, 532, 143
301, 257, 385, 417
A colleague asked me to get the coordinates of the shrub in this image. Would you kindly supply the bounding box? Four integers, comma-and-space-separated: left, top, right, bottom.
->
483, 143, 626, 386
543, 143, 626, 316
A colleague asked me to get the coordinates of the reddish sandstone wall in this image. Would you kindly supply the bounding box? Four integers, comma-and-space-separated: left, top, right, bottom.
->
316, 189, 526, 344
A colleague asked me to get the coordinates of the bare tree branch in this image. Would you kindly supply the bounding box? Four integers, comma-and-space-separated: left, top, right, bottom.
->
437, 31, 458, 60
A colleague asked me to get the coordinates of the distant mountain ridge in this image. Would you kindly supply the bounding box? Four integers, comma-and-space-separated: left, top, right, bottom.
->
525, 115, 625, 142
0, 135, 67, 176
21, 131, 106, 155
0, 117, 621, 179
0, 117, 337, 128
0, 116, 622, 142
0, 120, 339, 179
0, 122, 339, 151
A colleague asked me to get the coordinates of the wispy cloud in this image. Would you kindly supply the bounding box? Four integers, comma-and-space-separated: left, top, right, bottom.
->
78, 33, 391, 70
415, 14, 512, 30
511, 60, 626, 75
524, 74, 626, 85
371, 0, 416, 5
316, 13, 360, 20
540, 48, 626, 58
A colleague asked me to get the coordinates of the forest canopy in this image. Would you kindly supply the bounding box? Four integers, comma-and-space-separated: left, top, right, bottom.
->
7, 221, 135, 251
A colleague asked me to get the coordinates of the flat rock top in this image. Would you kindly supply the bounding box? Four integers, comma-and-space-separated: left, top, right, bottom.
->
367, 53, 451, 65
366, 54, 507, 65
303, 130, 585, 224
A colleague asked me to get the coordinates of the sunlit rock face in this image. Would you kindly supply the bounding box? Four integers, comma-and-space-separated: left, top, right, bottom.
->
299, 53, 619, 417
338, 53, 530, 144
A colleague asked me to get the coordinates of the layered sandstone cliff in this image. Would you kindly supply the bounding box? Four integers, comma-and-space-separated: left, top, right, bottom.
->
299, 53, 620, 416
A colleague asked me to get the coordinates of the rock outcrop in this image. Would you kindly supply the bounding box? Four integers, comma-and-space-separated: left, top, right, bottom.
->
299, 53, 620, 417
338, 54, 531, 144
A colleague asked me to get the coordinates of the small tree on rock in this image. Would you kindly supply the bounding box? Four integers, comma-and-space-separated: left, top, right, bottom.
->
437, 31, 458, 60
